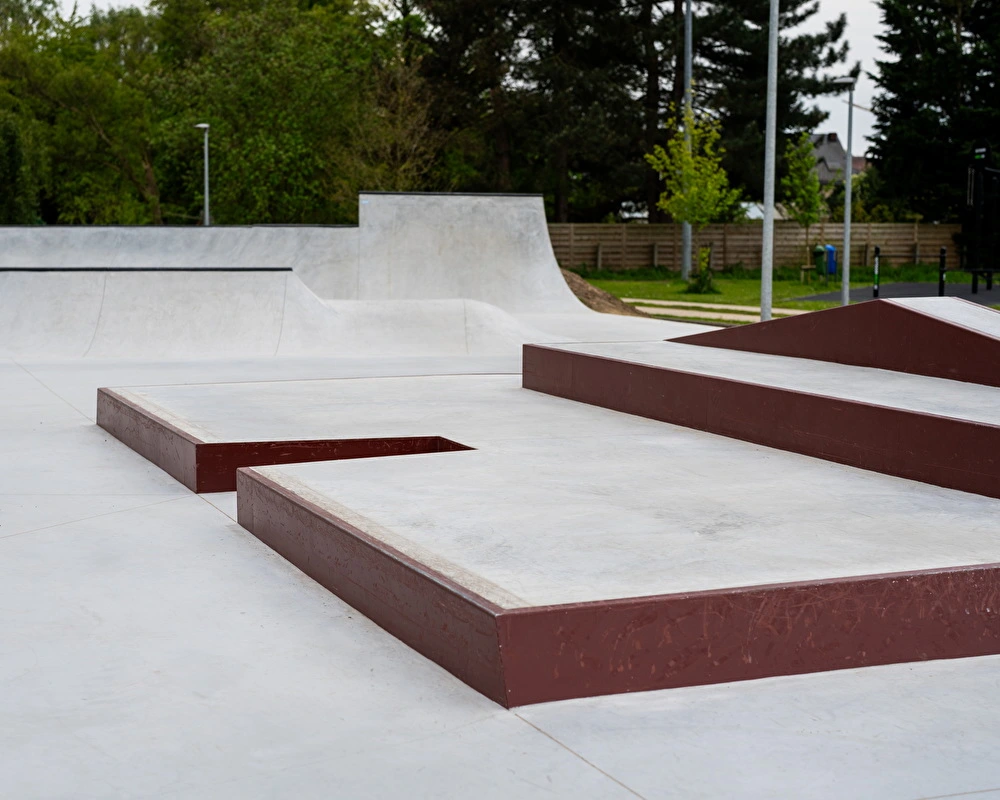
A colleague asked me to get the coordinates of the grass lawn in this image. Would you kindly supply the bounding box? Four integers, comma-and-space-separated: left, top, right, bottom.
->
589, 277, 859, 310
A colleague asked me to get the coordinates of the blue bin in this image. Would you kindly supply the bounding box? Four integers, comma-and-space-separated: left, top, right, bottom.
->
824, 245, 837, 275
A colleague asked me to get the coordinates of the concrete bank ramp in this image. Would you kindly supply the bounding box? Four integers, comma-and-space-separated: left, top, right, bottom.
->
0, 270, 555, 359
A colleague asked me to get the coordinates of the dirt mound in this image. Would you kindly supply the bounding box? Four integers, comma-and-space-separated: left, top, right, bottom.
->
560, 269, 649, 317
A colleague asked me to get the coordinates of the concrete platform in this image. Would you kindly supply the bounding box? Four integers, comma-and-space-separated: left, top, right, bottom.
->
8, 355, 1000, 796
98, 374, 1000, 706
524, 340, 1000, 498
673, 298, 1000, 386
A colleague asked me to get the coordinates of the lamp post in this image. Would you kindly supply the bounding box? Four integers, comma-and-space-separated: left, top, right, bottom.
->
194, 123, 210, 226
760, 0, 779, 321
832, 76, 856, 306
681, 0, 693, 280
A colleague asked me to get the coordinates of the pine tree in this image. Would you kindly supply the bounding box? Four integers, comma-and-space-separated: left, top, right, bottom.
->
699, 0, 851, 200
869, 0, 1000, 221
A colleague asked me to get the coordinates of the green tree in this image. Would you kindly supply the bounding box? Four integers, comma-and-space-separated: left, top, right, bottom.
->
645, 102, 743, 227
870, 0, 1000, 221
154, 1, 428, 223
700, 0, 851, 200
780, 131, 823, 264
0, 7, 166, 223
0, 111, 42, 222
645, 101, 743, 290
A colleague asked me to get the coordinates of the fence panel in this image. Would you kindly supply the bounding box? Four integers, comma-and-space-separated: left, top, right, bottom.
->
548, 222, 962, 271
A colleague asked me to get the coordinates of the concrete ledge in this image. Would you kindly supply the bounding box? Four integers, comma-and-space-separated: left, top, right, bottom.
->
97, 388, 471, 492
522, 344, 1000, 500
235, 465, 1000, 707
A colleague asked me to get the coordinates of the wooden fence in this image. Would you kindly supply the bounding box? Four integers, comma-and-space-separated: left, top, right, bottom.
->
548, 221, 962, 272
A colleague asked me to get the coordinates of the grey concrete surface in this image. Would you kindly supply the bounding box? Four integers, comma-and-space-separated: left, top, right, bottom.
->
892, 296, 1000, 338
115, 374, 1000, 605
4, 195, 998, 798
0, 194, 712, 359
355, 192, 582, 313
0, 224, 356, 271
6, 356, 1000, 798
555, 339, 1000, 426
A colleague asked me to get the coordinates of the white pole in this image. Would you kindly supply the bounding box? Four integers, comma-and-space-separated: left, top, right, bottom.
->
203, 126, 211, 227
760, 0, 779, 322
841, 85, 854, 306
681, 0, 693, 280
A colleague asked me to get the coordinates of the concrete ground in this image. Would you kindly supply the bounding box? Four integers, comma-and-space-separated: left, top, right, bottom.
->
4, 197, 999, 797
5, 354, 1000, 799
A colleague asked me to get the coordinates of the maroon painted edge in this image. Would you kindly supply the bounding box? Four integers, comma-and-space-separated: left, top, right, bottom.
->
671, 299, 1000, 388
97, 386, 472, 493
499, 564, 1000, 705
235, 467, 509, 705
235, 465, 1000, 707
97, 388, 199, 491
521, 344, 1000, 500
196, 437, 471, 493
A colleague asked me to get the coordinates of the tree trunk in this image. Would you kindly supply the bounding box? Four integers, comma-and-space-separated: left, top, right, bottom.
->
641, 0, 666, 223
490, 87, 512, 191
142, 155, 163, 225
554, 142, 570, 222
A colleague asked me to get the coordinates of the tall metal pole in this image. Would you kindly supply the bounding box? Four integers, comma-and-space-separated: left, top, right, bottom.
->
681, 0, 693, 280
760, 0, 779, 321
203, 126, 211, 227
840, 85, 854, 306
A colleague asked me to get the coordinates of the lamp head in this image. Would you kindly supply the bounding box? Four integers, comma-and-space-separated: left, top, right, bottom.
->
194, 123, 210, 130
831, 76, 856, 90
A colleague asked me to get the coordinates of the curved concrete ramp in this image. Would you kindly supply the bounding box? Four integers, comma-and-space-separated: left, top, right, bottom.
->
672, 297, 1000, 387
0, 270, 556, 359
0, 195, 582, 316
351, 193, 583, 313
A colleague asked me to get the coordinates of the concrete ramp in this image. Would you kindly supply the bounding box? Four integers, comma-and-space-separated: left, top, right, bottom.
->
672, 297, 1000, 387
0, 193, 711, 359
351, 193, 583, 313
0, 270, 556, 359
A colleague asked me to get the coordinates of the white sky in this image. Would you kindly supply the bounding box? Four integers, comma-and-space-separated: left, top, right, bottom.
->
800, 0, 883, 153
66, 0, 883, 151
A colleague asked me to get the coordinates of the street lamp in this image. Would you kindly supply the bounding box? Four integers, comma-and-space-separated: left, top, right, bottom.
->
760, 0, 780, 321
681, 0, 693, 280
831, 76, 856, 306
194, 123, 210, 226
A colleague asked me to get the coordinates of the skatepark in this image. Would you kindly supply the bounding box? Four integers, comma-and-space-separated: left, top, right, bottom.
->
4, 193, 1000, 798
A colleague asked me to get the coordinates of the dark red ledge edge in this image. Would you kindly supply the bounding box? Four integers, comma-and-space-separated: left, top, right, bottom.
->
237, 465, 1000, 708
671, 299, 1000, 388
522, 344, 1000, 500
96, 387, 472, 493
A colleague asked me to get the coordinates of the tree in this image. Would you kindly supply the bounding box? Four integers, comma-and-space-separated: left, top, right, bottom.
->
699, 0, 851, 200
780, 131, 823, 264
0, 112, 43, 222
869, 0, 1000, 221
645, 102, 743, 225
0, 7, 166, 223
645, 101, 743, 289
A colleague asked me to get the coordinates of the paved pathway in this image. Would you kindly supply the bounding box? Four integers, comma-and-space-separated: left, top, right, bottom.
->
625, 298, 809, 324
798, 281, 1000, 305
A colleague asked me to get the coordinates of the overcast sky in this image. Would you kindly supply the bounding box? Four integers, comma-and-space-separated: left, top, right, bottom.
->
800, 0, 884, 152
64, 0, 884, 151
